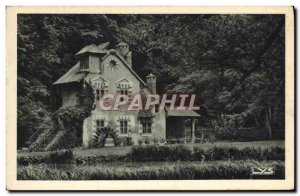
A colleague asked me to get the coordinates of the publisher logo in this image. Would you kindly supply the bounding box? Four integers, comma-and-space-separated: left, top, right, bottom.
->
251, 167, 275, 175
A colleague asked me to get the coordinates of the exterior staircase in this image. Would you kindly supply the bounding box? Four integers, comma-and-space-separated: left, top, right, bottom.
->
44, 131, 66, 151
40, 130, 59, 149
25, 128, 44, 148
28, 124, 60, 151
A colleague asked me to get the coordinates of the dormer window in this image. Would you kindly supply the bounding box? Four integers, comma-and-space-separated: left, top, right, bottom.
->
116, 78, 133, 102
80, 57, 89, 70
92, 77, 109, 106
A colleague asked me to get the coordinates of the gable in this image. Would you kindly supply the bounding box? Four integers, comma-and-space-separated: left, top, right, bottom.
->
92, 76, 109, 88
102, 50, 146, 86
116, 78, 133, 89
92, 76, 108, 84
117, 78, 129, 83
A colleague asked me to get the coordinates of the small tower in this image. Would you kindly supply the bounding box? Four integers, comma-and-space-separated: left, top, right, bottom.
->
146, 73, 157, 94
116, 42, 129, 56
116, 42, 132, 68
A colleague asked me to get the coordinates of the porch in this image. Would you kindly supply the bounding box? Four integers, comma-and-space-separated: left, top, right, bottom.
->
166, 109, 200, 140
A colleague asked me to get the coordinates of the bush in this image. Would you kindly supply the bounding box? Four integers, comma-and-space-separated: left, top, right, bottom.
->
193, 137, 202, 143
153, 138, 159, 145
17, 150, 74, 165
159, 138, 165, 144
193, 147, 206, 161
17, 155, 46, 165
129, 145, 192, 162
129, 145, 284, 162
144, 137, 150, 145
212, 114, 245, 140
48, 150, 73, 164
262, 147, 285, 161
119, 137, 133, 146
75, 155, 127, 165
195, 146, 285, 161
166, 138, 176, 144
138, 140, 143, 145
166, 138, 182, 144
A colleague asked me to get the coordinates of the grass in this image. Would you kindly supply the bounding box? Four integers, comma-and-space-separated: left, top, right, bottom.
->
17, 160, 285, 180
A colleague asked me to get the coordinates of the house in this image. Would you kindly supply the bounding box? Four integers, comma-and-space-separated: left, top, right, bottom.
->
53, 42, 200, 147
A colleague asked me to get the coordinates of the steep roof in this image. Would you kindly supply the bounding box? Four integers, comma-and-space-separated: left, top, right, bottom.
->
102, 49, 146, 86
53, 63, 86, 85
75, 43, 109, 56
54, 43, 147, 86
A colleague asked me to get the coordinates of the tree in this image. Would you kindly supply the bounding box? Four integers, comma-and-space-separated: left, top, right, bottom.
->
17, 14, 285, 147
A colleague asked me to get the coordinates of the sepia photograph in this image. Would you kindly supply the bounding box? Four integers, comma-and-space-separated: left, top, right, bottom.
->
6, 6, 294, 191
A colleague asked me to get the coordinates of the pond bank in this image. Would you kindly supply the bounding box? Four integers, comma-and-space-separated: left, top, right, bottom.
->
17, 160, 285, 180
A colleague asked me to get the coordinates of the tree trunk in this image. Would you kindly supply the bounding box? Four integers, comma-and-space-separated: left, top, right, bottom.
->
254, 113, 260, 128
265, 103, 273, 140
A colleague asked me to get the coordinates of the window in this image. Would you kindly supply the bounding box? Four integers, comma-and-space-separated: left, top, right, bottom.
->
120, 89, 128, 102
120, 120, 128, 134
141, 117, 152, 134
96, 89, 105, 101
80, 57, 89, 70
120, 90, 128, 95
116, 79, 132, 102
96, 119, 105, 130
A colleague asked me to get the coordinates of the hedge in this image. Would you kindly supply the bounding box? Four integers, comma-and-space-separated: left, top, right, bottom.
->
18, 150, 73, 165
129, 145, 284, 162
17, 160, 285, 180
17, 145, 285, 165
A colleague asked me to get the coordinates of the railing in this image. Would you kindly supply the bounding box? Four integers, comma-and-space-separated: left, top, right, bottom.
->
41, 124, 60, 148
28, 124, 60, 150
27, 127, 44, 144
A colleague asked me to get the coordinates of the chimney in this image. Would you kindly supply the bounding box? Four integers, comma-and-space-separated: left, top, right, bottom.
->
146, 73, 156, 94
116, 42, 132, 68
116, 42, 129, 56
125, 51, 132, 68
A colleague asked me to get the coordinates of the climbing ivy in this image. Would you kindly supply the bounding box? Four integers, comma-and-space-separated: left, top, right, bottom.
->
92, 127, 121, 147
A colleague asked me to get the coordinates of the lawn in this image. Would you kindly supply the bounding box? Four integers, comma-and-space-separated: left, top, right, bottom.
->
18, 140, 284, 158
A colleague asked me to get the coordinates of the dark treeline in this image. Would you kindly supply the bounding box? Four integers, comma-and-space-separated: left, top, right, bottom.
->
17, 14, 285, 147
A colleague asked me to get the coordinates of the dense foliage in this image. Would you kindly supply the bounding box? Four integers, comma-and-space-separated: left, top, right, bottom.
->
17, 14, 285, 147
212, 114, 245, 140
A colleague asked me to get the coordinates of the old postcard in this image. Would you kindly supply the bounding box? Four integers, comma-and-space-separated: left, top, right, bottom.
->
6, 6, 294, 191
